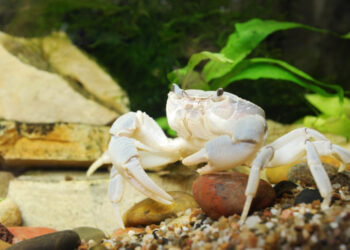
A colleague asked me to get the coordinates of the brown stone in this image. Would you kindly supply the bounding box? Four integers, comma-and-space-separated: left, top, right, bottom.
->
192, 172, 275, 219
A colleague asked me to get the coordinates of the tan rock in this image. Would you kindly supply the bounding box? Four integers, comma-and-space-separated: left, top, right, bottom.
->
0, 120, 110, 167
0, 198, 22, 227
7, 168, 196, 234
0, 172, 14, 198
0, 31, 129, 125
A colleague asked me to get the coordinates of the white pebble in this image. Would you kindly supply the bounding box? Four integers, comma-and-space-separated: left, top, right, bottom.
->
265, 222, 274, 229
271, 208, 279, 215
245, 215, 261, 229
330, 222, 338, 229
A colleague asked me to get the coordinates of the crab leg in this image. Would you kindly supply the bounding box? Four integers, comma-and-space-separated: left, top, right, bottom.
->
305, 140, 333, 209
108, 167, 125, 228
239, 146, 274, 224
109, 136, 173, 204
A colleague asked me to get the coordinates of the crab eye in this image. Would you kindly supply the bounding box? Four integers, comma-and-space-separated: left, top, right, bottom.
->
216, 88, 224, 96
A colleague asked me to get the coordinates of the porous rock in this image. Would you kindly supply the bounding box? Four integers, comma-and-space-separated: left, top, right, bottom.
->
0, 222, 13, 243
0, 120, 110, 167
0, 31, 129, 125
192, 172, 275, 219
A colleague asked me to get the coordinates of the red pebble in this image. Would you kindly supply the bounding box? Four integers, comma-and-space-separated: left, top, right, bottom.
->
192, 172, 275, 219
281, 209, 293, 220
8, 227, 57, 243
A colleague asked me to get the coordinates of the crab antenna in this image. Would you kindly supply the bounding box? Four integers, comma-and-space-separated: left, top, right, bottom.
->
217, 88, 224, 96
172, 83, 183, 96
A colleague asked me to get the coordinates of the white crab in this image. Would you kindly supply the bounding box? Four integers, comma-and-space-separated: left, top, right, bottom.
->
87, 84, 350, 229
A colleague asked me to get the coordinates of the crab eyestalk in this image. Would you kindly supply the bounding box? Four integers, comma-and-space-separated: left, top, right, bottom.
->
172, 83, 183, 97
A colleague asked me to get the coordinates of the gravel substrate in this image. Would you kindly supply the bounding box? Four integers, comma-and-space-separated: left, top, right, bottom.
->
82, 184, 350, 249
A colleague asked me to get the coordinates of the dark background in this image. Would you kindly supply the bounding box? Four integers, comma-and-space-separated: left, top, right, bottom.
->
1, 0, 349, 123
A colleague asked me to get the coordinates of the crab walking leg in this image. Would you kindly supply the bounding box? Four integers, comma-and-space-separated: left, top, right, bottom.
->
305, 140, 333, 209
109, 136, 173, 204
87, 151, 111, 176
239, 146, 274, 224
310, 141, 350, 172
108, 167, 125, 229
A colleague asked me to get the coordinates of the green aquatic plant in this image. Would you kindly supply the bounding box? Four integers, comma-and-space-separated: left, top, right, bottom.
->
165, 19, 350, 138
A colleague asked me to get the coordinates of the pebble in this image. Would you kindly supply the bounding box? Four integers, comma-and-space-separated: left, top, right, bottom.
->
274, 180, 297, 197
0, 198, 22, 227
245, 215, 261, 229
192, 172, 275, 219
287, 163, 337, 187
0, 222, 13, 243
7, 230, 80, 250
123, 191, 198, 227
0, 171, 14, 198
330, 171, 350, 187
294, 189, 323, 205
73, 227, 105, 244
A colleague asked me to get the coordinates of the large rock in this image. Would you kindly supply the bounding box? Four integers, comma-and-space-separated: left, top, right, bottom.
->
0, 171, 14, 198
7, 167, 196, 234
0, 121, 110, 167
0, 31, 129, 125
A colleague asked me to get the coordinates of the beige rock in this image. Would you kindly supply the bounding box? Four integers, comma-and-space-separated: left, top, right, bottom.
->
0, 31, 129, 125
0, 198, 22, 227
0, 120, 110, 167
0, 171, 14, 198
7, 168, 196, 234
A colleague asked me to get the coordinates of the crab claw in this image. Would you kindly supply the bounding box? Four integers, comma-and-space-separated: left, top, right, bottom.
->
109, 136, 173, 204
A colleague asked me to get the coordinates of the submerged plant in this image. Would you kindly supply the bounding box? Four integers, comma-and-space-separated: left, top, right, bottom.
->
164, 19, 350, 138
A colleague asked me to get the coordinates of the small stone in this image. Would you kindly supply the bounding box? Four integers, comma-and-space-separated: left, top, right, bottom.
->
123, 191, 198, 227
72, 227, 105, 244
8, 227, 56, 243
90, 244, 109, 250
273, 181, 297, 197
192, 172, 275, 219
0, 198, 21, 227
111, 227, 145, 239
0, 222, 13, 243
0, 171, 14, 198
330, 171, 350, 187
6, 230, 80, 250
287, 163, 337, 187
245, 215, 261, 229
294, 189, 323, 205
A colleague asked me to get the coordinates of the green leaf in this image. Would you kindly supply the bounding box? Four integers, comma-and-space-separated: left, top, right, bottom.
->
155, 116, 177, 137
301, 114, 350, 138
211, 58, 342, 98
305, 94, 350, 116
202, 19, 320, 82
342, 32, 350, 39
168, 51, 232, 89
